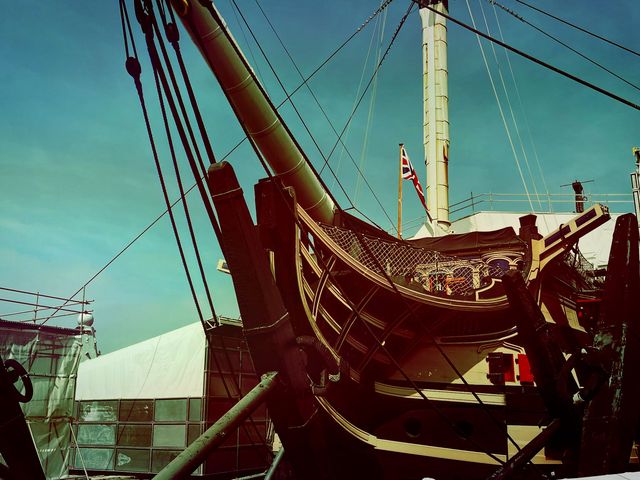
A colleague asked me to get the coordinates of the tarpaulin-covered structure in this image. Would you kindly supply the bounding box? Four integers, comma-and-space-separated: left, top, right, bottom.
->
0, 320, 82, 479
71, 320, 272, 477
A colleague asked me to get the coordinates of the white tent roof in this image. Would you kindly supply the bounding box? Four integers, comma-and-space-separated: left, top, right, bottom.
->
413, 211, 620, 268
75, 322, 206, 400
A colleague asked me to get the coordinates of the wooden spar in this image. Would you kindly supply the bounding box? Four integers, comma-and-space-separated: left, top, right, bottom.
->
207, 161, 330, 479
486, 419, 562, 480
171, 0, 335, 224
398, 143, 403, 239
579, 214, 640, 475
0, 356, 45, 480
501, 270, 578, 419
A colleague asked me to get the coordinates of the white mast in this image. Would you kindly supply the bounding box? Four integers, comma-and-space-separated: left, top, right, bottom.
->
420, 1, 450, 232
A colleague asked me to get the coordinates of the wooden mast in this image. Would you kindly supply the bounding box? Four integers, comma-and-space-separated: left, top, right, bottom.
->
398, 143, 403, 238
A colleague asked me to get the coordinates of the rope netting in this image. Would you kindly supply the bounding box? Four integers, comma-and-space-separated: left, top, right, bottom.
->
561, 247, 600, 289
319, 225, 524, 297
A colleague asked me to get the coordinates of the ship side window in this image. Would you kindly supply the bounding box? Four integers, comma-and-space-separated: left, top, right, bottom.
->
428, 271, 448, 293
450, 267, 473, 295
488, 258, 510, 277
404, 417, 422, 438
454, 420, 474, 439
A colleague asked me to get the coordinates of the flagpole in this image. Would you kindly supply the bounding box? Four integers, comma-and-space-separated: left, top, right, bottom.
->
398, 143, 403, 239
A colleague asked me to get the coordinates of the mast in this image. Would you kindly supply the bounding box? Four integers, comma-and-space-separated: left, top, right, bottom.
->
398, 143, 403, 239
170, 0, 335, 224
419, 1, 450, 232
631, 147, 640, 227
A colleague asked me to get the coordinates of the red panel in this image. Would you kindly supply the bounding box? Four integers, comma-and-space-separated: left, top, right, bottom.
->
517, 354, 534, 384
503, 354, 515, 382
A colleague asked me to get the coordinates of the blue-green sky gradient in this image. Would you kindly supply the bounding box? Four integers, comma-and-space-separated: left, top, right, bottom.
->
1, 0, 638, 352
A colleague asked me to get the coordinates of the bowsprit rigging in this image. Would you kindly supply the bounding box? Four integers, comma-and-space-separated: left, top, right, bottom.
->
111, 0, 640, 479
120, 0, 223, 331
416, 0, 640, 112
117, 0, 276, 473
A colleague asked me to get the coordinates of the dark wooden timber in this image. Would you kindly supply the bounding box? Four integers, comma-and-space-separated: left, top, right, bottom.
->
0, 355, 45, 480
207, 161, 329, 479
502, 271, 577, 421
501, 270, 581, 469
579, 214, 640, 475
486, 418, 561, 480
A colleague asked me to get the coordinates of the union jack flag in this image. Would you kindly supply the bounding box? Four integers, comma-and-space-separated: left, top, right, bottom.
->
400, 145, 429, 213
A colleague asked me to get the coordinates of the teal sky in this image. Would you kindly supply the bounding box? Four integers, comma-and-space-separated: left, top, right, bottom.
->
1, 1, 638, 353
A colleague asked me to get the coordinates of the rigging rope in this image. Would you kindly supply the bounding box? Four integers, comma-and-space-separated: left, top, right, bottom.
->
156, 0, 218, 173
229, 0, 411, 235
491, 0, 640, 93
489, 0, 552, 212
415, 0, 640, 111
465, 0, 535, 212
354, 7, 388, 205
227, 0, 352, 209
136, 8, 224, 326
253, 0, 391, 232
332, 12, 381, 198
512, 0, 640, 59
342, 228, 534, 462
238, 131, 513, 466
149, 0, 273, 455
196, 0, 342, 214
152, 32, 219, 334
133, 2, 209, 336
318, 1, 417, 234
119, 1, 274, 457
477, 0, 542, 210
148, 3, 222, 327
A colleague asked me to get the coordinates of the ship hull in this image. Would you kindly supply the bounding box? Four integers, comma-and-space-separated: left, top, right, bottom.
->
252, 179, 583, 478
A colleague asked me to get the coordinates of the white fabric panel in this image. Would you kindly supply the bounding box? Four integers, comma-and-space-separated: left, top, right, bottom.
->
573, 475, 640, 480
414, 211, 619, 268
76, 322, 206, 400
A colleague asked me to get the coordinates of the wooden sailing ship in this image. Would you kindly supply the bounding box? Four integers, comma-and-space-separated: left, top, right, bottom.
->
131, 0, 640, 478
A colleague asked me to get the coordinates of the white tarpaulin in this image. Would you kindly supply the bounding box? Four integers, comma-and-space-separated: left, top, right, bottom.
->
0, 323, 82, 480
75, 322, 206, 400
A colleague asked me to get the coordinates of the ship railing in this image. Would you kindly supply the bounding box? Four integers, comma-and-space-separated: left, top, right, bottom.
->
398, 192, 632, 237
318, 224, 522, 298
449, 192, 633, 217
